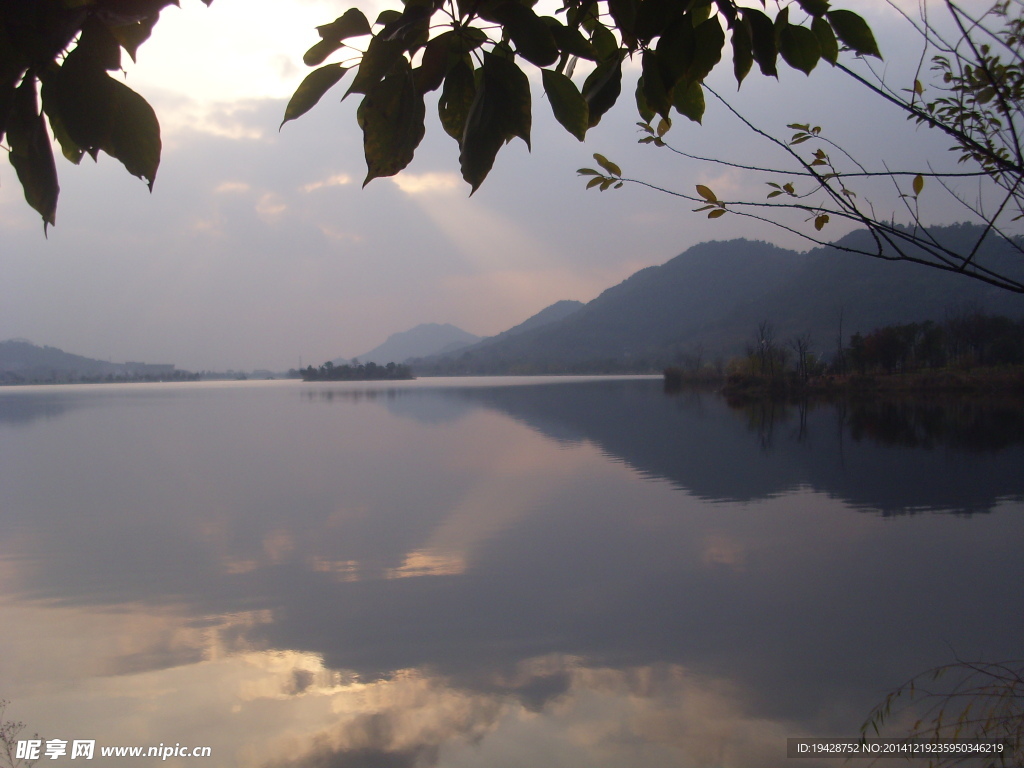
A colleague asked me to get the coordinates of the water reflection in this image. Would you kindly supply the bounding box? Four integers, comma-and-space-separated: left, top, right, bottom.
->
0, 379, 1020, 767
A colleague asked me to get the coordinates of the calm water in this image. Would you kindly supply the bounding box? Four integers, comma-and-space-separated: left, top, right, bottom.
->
0, 377, 1021, 767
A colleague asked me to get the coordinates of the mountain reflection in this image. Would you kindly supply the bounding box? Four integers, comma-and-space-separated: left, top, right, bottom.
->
0, 379, 1021, 768
317, 379, 1024, 514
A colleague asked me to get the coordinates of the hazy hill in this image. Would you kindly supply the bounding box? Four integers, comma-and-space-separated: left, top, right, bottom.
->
418, 226, 1024, 374
353, 323, 481, 365
0, 339, 177, 382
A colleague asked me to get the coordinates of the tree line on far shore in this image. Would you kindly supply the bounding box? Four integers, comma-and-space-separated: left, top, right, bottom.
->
294, 360, 413, 381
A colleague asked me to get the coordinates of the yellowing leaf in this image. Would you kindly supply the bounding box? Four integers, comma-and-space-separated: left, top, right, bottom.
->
696, 184, 717, 202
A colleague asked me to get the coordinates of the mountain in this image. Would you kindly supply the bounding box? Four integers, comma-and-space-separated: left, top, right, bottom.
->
353, 323, 481, 365
0, 340, 178, 383
417, 225, 1024, 374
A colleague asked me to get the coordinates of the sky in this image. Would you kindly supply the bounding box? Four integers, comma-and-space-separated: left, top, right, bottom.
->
0, 0, 984, 371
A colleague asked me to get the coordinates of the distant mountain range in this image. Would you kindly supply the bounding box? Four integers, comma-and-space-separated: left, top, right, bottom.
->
0, 339, 178, 383
341, 323, 482, 366
412, 224, 1024, 374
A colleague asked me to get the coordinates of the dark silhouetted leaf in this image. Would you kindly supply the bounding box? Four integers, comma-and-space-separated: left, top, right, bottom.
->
826, 9, 881, 58
415, 31, 458, 93
796, 0, 830, 17
548, 21, 598, 60
606, 0, 637, 49
542, 69, 588, 140
655, 17, 694, 84
282, 64, 348, 127
460, 53, 531, 191
582, 56, 622, 127
686, 16, 724, 86
641, 50, 671, 119
812, 16, 838, 64
105, 79, 161, 188
634, 0, 679, 44
634, 78, 656, 123
346, 37, 406, 96
672, 79, 704, 123
358, 59, 425, 184
304, 38, 344, 67
7, 79, 59, 229
317, 9, 372, 42
744, 8, 777, 77
731, 16, 753, 86
110, 15, 159, 63
488, 2, 559, 66
439, 58, 475, 141
778, 22, 820, 74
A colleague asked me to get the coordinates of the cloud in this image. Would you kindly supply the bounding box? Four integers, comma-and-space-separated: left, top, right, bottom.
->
302, 174, 353, 193
390, 173, 460, 195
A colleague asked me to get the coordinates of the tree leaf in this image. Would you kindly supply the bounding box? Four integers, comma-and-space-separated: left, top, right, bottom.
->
686, 16, 724, 86
826, 10, 881, 59
606, 0, 637, 49
812, 16, 838, 65
438, 58, 476, 142
641, 50, 671, 120
743, 8, 777, 78
316, 9, 372, 42
582, 56, 622, 127
304, 38, 345, 67
778, 22, 821, 75
488, 2, 559, 67
7, 78, 59, 229
731, 15, 753, 87
634, 77, 656, 124
634, 0, 677, 45
281, 64, 348, 128
814, 213, 829, 230
460, 53, 531, 191
696, 184, 716, 201
346, 37, 406, 97
548, 21, 598, 60
796, 0, 830, 17
708, 208, 726, 218
358, 59, 425, 184
594, 153, 621, 176
913, 173, 924, 195
672, 79, 704, 123
105, 79, 162, 189
542, 68, 588, 141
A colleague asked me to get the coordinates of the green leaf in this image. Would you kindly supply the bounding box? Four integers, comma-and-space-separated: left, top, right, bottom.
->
586, 176, 604, 189
812, 16, 838, 65
105, 79, 162, 189
634, 78, 656, 124
488, 2, 559, 67
634, 0, 678, 45
672, 80, 704, 123
346, 37, 406, 97
686, 16, 724, 86
358, 59, 425, 184
641, 50, 671, 120
590, 23, 619, 61
438, 58, 476, 142
778, 22, 821, 75
744, 8, 777, 78
281, 64, 349, 128
913, 174, 924, 195
304, 38, 345, 67
594, 152, 621, 176
696, 184, 716, 201
7, 79, 59, 229
582, 56, 622, 127
708, 208, 726, 218
415, 31, 457, 94
460, 53, 531, 191
548, 21, 598, 61
731, 16, 754, 86
826, 10, 881, 59
796, 0, 830, 17
542, 69, 589, 141
317, 9, 372, 42
577, 167, 600, 175
606, 0, 637, 48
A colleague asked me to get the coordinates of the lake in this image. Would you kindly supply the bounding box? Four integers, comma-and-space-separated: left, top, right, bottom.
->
0, 377, 1021, 767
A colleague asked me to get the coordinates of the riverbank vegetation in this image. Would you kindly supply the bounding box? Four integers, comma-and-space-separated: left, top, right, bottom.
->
296, 361, 413, 381
665, 310, 1024, 396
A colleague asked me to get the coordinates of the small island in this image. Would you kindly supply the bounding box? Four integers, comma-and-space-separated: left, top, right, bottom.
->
297, 361, 414, 381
